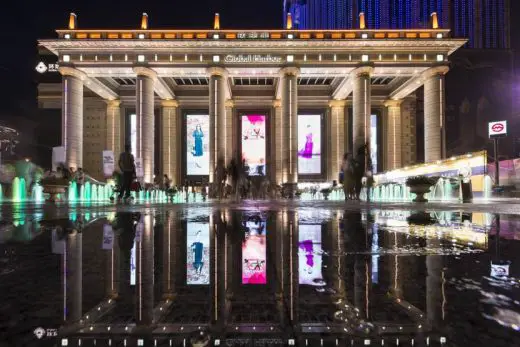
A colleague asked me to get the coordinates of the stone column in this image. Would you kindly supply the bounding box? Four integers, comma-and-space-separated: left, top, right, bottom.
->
208, 67, 227, 183
106, 100, 122, 162
280, 67, 299, 187
63, 230, 82, 323
161, 100, 179, 186
351, 66, 373, 154
423, 66, 449, 163
59, 66, 86, 170
384, 100, 403, 170
224, 100, 234, 166
273, 100, 283, 185
135, 214, 154, 326
329, 100, 346, 182
134, 67, 157, 184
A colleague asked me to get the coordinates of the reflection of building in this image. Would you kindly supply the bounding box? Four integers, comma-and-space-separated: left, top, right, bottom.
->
37, 14, 465, 183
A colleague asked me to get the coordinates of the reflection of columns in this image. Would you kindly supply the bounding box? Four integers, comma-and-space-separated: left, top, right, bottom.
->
161, 100, 179, 186
384, 100, 403, 170
209, 214, 226, 327
162, 212, 177, 299
208, 67, 227, 183
424, 66, 449, 162
106, 100, 122, 163
63, 231, 82, 323
289, 211, 299, 325
352, 66, 373, 153
273, 100, 283, 185
329, 100, 346, 181
59, 66, 86, 170
134, 67, 157, 183
280, 67, 299, 184
224, 100, 234, 165
426, 238, 443, 328
389, 232, 402, 298
330, 215, 346, 299
105, 232, 120, 298
136, 214, 154, 325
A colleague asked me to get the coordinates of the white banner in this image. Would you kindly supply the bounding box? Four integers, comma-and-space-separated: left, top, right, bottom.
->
102, 224, 114, 250
488, 120, 507, 138
135, 158, 144, 178
52, 146, 66, 171
102, 150, 115, 177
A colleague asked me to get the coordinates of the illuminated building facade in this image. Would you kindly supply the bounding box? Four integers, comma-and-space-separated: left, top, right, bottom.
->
37, 13, 464, 186
284, 0, 509, 48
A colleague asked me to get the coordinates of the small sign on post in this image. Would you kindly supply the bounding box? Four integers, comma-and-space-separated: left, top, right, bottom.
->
488, 120, 507, 138
102, 150, 115, 177
135, 158, 144, 178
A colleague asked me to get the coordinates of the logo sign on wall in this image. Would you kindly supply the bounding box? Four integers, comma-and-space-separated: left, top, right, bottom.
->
488, 121, 507, 138
102, 150, 115, 177
35, 61, 60, 74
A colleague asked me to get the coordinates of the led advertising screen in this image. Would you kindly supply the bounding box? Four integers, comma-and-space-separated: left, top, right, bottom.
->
298, 115, 322, 174
187, 222, 210, 285
242, 217, 267, 284
241, 115, 266, 176
298, 224, 323, 286
130, 114, 137, 156
186, 114, 210, 176
130, 241, 136, 286
370, 114, 378, 173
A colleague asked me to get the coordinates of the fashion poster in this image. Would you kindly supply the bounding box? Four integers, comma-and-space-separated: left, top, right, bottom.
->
187, 222, 210, 285
242, 217, 267, 284
298, 224, 323, 286
298, 115, 321, 174
186, 114, 210, 176
241, 115, 266, 176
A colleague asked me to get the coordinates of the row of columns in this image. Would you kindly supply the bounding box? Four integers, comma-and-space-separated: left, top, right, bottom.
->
59, 64, 447, 182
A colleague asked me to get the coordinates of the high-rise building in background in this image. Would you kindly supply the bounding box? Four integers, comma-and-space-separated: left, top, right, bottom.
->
284, 0, 510, 49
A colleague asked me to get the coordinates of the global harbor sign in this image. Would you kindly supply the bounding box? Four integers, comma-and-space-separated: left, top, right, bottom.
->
224, 54, 283, 63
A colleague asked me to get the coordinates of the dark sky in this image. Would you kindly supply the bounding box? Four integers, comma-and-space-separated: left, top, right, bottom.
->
0, 0, 517, 125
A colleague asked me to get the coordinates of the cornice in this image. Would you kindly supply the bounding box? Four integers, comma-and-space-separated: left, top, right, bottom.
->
58, 66, 87, 80
133, 66, 158, 80
161, 99, 179, 107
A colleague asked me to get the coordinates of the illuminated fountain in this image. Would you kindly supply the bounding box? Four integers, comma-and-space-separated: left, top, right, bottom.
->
11, 177, 27, 202
32, 184, 44, 202
68, 181, 78, 202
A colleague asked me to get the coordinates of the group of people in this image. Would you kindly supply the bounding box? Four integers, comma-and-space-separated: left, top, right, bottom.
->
213, 157, 269, 200
340, 145, 374, 201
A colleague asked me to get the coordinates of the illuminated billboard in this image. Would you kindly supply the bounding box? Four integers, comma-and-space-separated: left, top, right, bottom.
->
298, 115, 322, 174
187, 222, 210, 285
186, 114, 210, 176
242, 217, 267, 284
298, 224, 323, 286
241, 115, 266, 176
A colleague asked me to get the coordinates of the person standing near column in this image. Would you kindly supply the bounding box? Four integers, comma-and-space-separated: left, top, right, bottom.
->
118, 144, 136, 202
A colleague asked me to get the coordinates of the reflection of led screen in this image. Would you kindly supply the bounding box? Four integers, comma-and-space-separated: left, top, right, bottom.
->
186, 115, 210, 176
370, 114, 378, 173
242, 217, 267, 284
130, 113, 137, 157
130, 241, 136, 286
187, 222, 210, 285
241, 115, 266, 176
298, 225, 323, 286
298, 115, 322, 174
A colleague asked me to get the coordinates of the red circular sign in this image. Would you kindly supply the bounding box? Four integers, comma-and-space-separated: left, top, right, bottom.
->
492, 123, 504, 133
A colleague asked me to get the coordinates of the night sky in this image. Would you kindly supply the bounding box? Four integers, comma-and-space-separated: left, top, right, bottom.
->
0, 0, 517, 127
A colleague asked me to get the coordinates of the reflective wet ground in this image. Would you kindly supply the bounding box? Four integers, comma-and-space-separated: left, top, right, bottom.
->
0, 204, 519, 347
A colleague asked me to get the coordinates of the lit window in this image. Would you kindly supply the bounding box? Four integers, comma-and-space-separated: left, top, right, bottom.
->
213, 34, 219, 39
63, 55, 70, 62
436, 33, 443, 39
213, 55, 220, 63
361, 55, 369, 62
288, 34, 294, 39
64, 34, 71, 39
361, 33, 368, 39
436, 54, 444, 62
137, 55, 145, 62
138, 34, 145, 39
287, 55, 294, 62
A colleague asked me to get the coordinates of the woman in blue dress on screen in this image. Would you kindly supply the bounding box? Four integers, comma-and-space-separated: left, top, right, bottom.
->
192, 124, 204, 157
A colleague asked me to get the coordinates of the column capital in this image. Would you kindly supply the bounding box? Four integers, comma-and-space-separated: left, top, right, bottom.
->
329, 99, 347, 108
421, 65, 450, 80
384, 99, 403, 108
273, 99, 282, 108
133, 66, 158, 80
351, 65, 374, 77
207, 66, 228, 77
59, 66, 87, 80
279, 66, 300, 77
161, 99, 179, 108
225, 99, 234, 108
105, 99, 121, 108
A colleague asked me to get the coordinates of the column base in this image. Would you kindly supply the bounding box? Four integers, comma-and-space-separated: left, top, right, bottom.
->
282, 183, 298, 199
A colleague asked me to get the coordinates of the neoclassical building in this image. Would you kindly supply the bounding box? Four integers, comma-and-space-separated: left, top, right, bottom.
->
37, 13, 465, 186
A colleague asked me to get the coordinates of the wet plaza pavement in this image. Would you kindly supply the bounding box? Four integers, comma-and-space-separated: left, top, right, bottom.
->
0, 201, 519, 347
